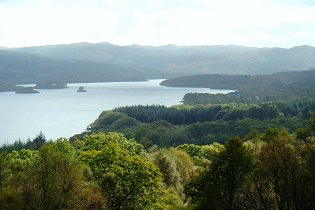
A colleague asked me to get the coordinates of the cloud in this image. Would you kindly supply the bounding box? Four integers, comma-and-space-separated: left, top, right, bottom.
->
0, 0, 315, 47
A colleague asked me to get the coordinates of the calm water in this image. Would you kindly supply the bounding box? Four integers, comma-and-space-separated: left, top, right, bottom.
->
0, 80, 231, 144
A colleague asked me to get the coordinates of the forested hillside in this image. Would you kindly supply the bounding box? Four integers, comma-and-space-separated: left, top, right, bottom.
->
1, 114, 315, 209
1, 43, 315, 86
2, 44, 315, 209
2, 75, 315, 208
2, 0, 315, 207
162, 69, 315, 89
161, 69, 315, 102
0, 49, 149, 84
65, 102, 307, 147
14, 43, 315, 75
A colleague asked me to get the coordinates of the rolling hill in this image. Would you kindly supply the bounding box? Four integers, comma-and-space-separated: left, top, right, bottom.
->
1, 43, 315, 87
0, 49, 151, 85
160, 69, 315, 102
13, 43, 315, 76
160, 69, 315, 89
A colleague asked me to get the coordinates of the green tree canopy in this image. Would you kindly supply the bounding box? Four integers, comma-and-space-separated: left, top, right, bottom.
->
187, 137, 258, 210
76, 133, 162, 210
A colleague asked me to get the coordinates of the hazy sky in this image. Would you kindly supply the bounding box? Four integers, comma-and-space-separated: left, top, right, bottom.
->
1, 0, 315, 48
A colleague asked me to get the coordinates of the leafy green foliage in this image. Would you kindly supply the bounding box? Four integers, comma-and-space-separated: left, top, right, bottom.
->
2, 72, 315, 210
84, 107, 306, 147
187, 137, 258, 209
74, 133, 162, 210
150, 148, 195, 200
0, 140, 107, 210
1, 115, 315, 209
177, 143, 224, 166
27, 141, 104, 209
236, 128, 315, 209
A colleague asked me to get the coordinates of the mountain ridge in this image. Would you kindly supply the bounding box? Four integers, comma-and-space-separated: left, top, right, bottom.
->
1, 42, 315, 86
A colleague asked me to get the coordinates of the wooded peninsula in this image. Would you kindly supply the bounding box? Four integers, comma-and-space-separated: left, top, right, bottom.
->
1, 67, 315, 209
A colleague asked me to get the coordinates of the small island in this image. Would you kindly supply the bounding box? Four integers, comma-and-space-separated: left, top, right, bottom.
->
76, 86, 87, 92
15, 87, 40, 94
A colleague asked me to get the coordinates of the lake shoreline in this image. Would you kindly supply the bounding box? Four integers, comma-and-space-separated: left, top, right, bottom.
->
0, 80, 232, 144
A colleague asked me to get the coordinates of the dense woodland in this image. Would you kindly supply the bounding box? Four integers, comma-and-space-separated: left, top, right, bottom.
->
67, 101, 307, 147
2, 66, 315, 208
2, 81, 315, 209
0, 114, 315, 209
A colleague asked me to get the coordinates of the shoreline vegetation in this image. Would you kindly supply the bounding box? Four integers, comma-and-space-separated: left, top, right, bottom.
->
161, 69, 315, 103
1, 113, 314, 209
1, 65, 315, 209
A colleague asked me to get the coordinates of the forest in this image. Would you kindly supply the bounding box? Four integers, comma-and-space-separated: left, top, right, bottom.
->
0, 114, 314, 209
67, 100, 308, 147
2, 0, 315, 208
161, 69, 315, 102
2, 69, 315, 209
1, 79, 315, 209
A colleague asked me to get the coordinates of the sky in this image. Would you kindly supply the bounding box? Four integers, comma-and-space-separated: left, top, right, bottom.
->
1, 0, 315, 48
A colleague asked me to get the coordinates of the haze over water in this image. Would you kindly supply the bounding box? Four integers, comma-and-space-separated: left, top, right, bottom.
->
0, 80, 231, 144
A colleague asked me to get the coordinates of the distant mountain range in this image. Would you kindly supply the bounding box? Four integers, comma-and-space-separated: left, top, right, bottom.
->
1, 42, 315, 85
0, 49, 149, 84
